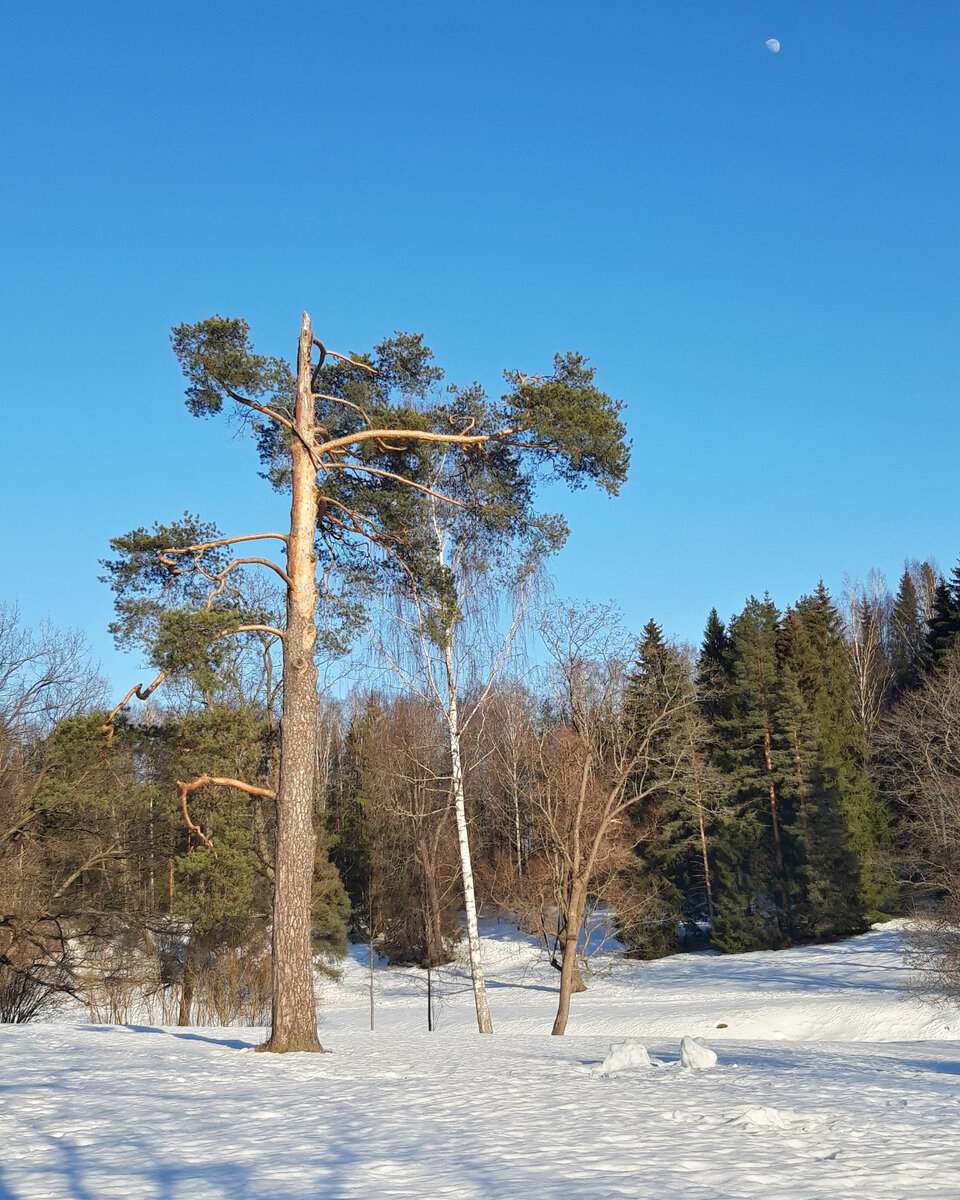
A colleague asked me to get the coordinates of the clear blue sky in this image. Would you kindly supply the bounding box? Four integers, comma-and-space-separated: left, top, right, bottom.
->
2, 1, 958, 690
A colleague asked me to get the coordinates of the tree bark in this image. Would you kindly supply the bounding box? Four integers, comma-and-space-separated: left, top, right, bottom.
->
761, 724, 790, 932
444, 641, 493, 1033
697, 800, 714, 925
259, 313, 323, 1053
178, 954, 195, 1027
552, 883, 586, 1035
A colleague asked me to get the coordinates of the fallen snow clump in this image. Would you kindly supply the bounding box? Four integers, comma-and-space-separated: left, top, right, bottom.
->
597, 1038, 652, 1074
680, 1034, 717, 1069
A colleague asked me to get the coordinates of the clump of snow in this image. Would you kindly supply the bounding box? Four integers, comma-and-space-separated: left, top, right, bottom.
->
597, 1038, 652, 1075
680, 1034, 717, 1069
728, 1106, 790, 1130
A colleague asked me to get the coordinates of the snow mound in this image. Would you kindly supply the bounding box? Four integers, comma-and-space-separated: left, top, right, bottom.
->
597, 1039, 652, 1075
728, 1106, 789, 1130
680, 1035, 717, 1069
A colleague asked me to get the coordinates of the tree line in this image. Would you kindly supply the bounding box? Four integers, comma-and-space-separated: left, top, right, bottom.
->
3, 554, 960, 1030
3, 313, 959, 1041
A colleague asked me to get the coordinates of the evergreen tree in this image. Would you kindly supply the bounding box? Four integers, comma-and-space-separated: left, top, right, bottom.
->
697, 608, 731, 719
625, 621, 726, 944
779, 587, 883, 937
927, 560, 960, 665
713, 595, 788, 948
890, 567, 932, 694
326, 701, 376, 922
621, 621, 686, 954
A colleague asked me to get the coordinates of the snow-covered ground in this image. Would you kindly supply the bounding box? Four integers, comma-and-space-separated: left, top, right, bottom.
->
3, 920, 960, 1199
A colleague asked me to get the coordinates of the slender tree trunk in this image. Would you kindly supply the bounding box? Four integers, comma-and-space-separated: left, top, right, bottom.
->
761, 724, 790, 933
368, 913, 375, 1032
260, 313, 322, 1053
761, 728, 784, 875
418, 842, 445, 968
687, 726, 714, 925
697, 800, 714, 925
178, 942, 195, 1027
512, 767, 523, 877
792, 729, 811, 856
552, 883, 587, 1035
444, 641, 493, 1033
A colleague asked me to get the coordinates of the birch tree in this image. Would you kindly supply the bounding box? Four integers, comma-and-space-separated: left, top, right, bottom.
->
366, 473, 548, 1034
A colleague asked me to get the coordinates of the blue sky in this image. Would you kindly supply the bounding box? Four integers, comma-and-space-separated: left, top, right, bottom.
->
1, 1, 958, 689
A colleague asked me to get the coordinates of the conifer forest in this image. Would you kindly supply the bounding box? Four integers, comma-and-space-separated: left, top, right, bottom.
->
3, 317, 960, 1035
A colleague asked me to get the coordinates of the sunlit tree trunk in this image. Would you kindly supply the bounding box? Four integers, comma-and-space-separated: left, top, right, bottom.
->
552, 882, 587, 1035
260, 314, 322, 1053
444, 641, 493, 1033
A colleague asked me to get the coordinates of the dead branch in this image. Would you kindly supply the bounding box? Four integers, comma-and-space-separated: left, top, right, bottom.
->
101, 669, 173, 737
176, 774, 277, 851
312, 392, 373, 426
216, 382, 297, 436
216, 381, 321, 469
311, 338, 378, 374
317, 426, 520, 461
318, 463, 468, 508
159, 536, 293, 589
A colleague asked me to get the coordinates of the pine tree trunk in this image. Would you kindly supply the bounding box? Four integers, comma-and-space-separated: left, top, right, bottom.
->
260, 313, 323, 1053
444, 641, 493, 1034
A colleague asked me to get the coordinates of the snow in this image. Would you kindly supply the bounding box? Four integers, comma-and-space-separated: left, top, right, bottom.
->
680, 1034, 718, 1069
2, 920, 960, 1198
597, 1037, 652, 1074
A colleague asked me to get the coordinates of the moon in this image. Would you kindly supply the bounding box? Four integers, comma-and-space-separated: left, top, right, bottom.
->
765, 38, 781, 53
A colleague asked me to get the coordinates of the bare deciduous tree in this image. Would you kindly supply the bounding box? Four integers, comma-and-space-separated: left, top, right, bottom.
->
878, 641, 960, 997
531, 602, 695, 1035
0, 608, 107, 1021
842, 571, 892, 743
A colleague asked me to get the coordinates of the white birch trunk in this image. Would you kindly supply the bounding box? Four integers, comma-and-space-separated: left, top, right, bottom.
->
444, 640, 493, 1034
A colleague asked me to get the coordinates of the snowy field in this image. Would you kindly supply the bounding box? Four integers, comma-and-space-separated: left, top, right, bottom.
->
3, 920, 960, 1199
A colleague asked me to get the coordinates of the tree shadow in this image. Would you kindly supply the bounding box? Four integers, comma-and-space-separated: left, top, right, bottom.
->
78, 1024, 258, 1050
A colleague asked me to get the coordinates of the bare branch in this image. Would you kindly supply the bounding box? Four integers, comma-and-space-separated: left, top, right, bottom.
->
311, 338, 378, 374
319, 462, 468, 508
311, 392, 373, 426
176, 774, 278, 850
101, 669, 172, 735
216, 382, 297, 436
160, 533, 289, 556
230, 623, 285, 639
317, 426, 517, 461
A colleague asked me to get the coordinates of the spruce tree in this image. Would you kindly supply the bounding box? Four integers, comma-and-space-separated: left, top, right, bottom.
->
710, 596, 787, 949
626, 621, 727, 942
927, 561, 960, 665
890, 568, 931, 694
779, 587, 882, 936
622, 621, 686, 954
697, 608, 730, 719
